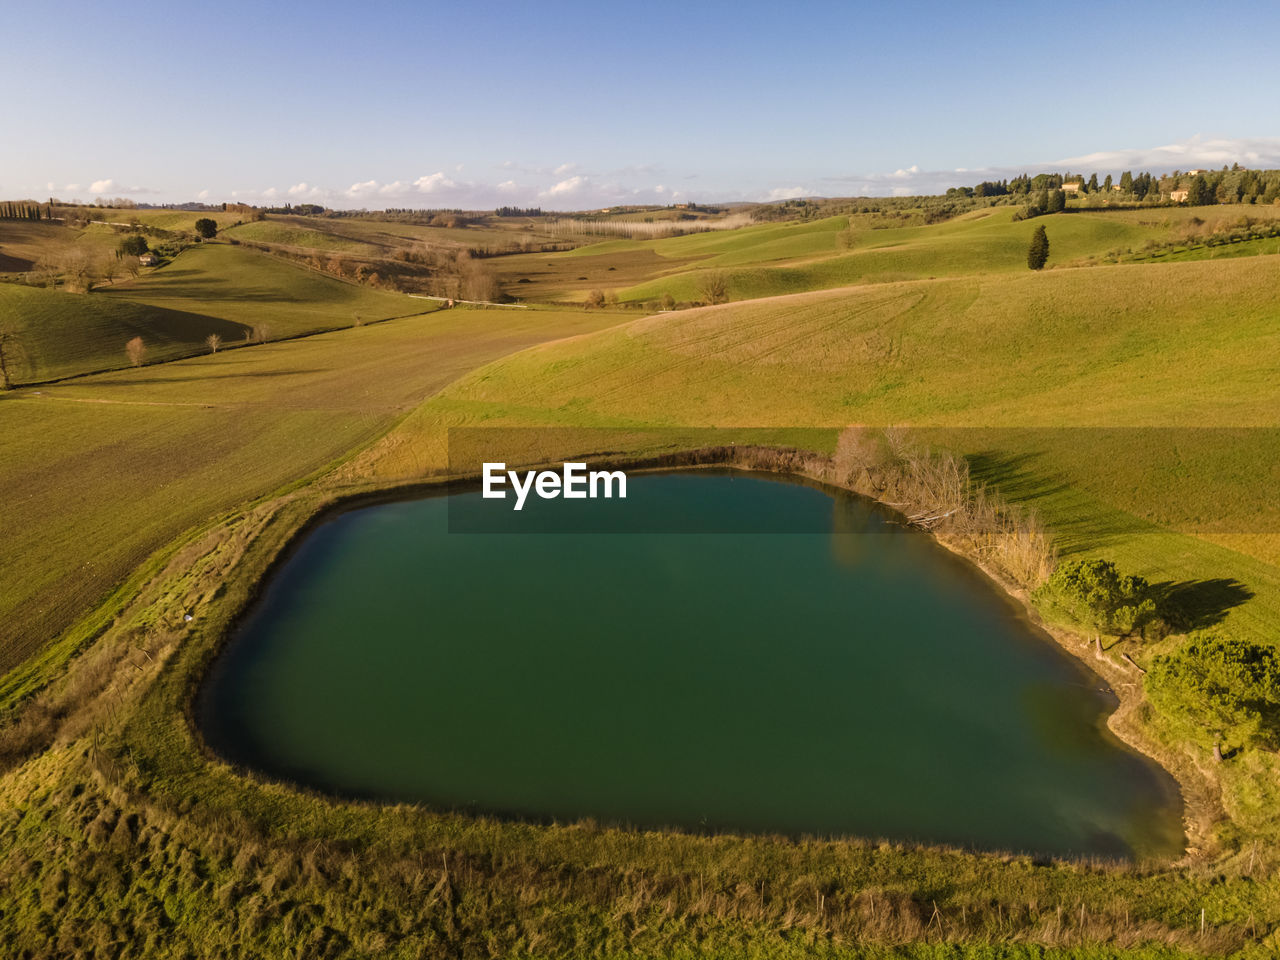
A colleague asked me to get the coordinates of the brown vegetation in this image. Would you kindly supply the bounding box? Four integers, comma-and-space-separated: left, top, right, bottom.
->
125, 336, 146, 367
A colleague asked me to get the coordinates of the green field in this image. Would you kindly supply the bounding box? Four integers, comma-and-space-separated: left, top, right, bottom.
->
0, 284, 246, 382
4, 202, 1280, 958
97, 243, 423, 335
485, 206, 1280, 305
0, 242, 439, 384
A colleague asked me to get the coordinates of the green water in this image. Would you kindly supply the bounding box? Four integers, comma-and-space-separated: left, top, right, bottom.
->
198, 472, 1183, 859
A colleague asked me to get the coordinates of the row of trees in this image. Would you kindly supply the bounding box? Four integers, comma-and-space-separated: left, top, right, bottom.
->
0, 202, 54, 220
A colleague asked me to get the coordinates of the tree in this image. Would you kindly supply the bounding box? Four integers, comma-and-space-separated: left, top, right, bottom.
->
1146, 636, 1280, 762
583, 289, 606, 310
1186, 175, 1213, 206
125, 336, 147, 367
193, 218, 217, 239
1045, 188, 1066, 213
1027, 225, 1049, 270
697, 270, 730, 305
1103, 174, 1113, 192
661, 292, 676, 311
1087, 173, 1099, 193
119, 234, 148, 256
1119, 171, 1134, 194
1033, 558, 1161, 638
205, 333, 222, 354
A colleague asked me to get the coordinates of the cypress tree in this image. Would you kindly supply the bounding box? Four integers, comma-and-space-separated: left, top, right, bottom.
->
1027, 225, 1049, 270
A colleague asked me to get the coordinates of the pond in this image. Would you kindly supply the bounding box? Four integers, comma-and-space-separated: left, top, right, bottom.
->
197, 471, 1183, 859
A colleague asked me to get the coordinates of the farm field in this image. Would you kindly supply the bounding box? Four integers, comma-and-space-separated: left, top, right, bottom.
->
0, 303, 629, 677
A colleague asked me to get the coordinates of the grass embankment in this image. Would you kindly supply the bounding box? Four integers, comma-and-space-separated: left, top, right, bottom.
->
0, 304, 628, 678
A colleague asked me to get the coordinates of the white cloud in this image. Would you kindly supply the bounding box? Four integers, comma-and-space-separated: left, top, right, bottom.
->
413, 172, 457, 193
496, 180, 519, 192
766, 185, 809, 201
1054, 135, 1280, 172
89, 179, 117, 194
554, 162, 577, 175
541, 175, 587, 197
821, 136, 1280, 198
196, 189, 210, 200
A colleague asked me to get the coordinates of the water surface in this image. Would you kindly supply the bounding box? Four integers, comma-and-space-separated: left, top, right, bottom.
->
199, 472, 1182, 858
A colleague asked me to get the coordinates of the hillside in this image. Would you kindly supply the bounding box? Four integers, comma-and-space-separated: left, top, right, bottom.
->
482, 206, 1280, 305
354, 253, 1280, 642
97, 242, 424, 335
0, 284, 246, 383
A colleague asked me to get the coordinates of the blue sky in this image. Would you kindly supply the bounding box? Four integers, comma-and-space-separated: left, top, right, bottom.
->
5, 0, 1280, 209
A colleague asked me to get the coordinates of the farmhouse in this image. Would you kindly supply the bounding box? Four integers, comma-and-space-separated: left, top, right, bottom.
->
1170, 189, 1189, 203
1061, 181, 1082, 194
138, 253, 157, 266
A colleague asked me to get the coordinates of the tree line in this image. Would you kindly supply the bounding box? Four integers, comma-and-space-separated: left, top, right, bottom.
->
0, 202, 54, 220
957, 165, 1280, 207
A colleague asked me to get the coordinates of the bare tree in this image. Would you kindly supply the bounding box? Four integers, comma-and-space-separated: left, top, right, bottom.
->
125, 336, 147, 368
60, 249, 92, 293
697, 270, 730, 305
252, 324, 271, 343
205, 333, 222, 354
34, 255, 60, 289
99, 256, 119, 285
461, 262, 499, 301
121, 254, 141, 279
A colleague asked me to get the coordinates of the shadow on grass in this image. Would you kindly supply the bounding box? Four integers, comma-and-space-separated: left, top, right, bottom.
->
1152, 578, 1255, 632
